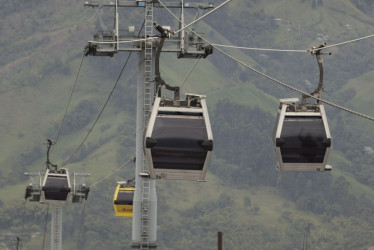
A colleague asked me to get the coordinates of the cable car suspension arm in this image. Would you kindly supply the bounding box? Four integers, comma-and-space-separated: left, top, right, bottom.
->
154, 22, 180, 100
45, 139, 58, 171
303, 43, 331, 105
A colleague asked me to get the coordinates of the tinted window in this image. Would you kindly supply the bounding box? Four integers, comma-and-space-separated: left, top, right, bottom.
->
44, 176, 70, 201
151, 116, 208, 170
158, 111, 203, 116
114, 191, 134, 205
280, 116, 327, 163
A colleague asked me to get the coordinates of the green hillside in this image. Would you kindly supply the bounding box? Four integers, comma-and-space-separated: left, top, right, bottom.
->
1, 0, 374, 249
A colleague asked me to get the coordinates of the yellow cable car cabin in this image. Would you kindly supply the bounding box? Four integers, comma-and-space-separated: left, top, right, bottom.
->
113, 182, 135, 217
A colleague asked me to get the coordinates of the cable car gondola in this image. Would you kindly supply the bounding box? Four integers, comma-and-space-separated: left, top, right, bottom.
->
41, 168, 71, 203
273, 98, 332, 171
274, 45, 333, 172
145, 94, 213, 181
113, 181, 135, 217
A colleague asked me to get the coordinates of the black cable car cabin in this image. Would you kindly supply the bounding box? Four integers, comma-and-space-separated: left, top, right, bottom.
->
145, 94, 213, 181
41, 168, 71, 203
273, 98, 332, 172
113, 182, 135, 217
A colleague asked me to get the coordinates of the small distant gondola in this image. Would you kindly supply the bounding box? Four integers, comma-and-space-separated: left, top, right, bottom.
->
144, 94, 213, 181
273, 98, 332, 171
113, 181, 135, 217
41, 168, 71, 203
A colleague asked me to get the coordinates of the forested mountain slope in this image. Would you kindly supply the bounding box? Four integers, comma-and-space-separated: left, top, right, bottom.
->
1, 0, 374, 249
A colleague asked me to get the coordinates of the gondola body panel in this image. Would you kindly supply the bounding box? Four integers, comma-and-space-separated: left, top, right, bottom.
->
113, 184, 135, 217
145, 96, 213, 181
274, 101, 332, 171
41, 169, 71, 204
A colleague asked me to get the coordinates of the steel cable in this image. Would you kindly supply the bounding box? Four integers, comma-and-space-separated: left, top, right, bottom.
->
61, 15, 147, 167
60, 52, 132, 167
53, 53, 85, 146
90, 155, 134, 188
158, 0, 374, 122
179, 58, 200, 89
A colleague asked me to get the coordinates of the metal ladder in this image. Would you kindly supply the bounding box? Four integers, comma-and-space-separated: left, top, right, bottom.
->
141, 174, 150, 249
144, 1, 153, 119
141, 2, 153, 249
51, 205, 62, 250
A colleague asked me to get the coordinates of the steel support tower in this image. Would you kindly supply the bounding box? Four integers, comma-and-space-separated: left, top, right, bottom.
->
25, 171, 90, 250
132, 4, 157, 247
83, 1, 214, 248
51, 205, 62, 250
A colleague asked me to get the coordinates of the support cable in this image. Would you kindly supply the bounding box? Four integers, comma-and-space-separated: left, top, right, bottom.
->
311, 34, 374, 52
160, 0, 374, 54
53, 53, 85, 146
61, 53, 133, 167
88, 27, 374, 54
213, 42, 374, 122
210, 33, 374, 53
41, 204, 50, 250
210, 43, 308, 53
179, 58, 200, 89
88, 33, 374, 52
172, 0, 232, 35
90, 155, 134, 188
158, 0, 374, 122
61, 16, 147, 167
159, 0, 374, 54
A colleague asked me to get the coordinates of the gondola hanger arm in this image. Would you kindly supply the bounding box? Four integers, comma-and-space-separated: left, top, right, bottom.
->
45, 139, 58, 171
153, 22, 180, 101
303, 43, 331, 105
